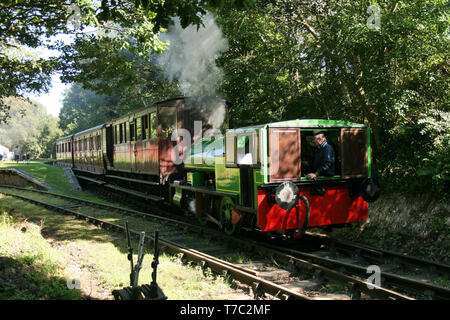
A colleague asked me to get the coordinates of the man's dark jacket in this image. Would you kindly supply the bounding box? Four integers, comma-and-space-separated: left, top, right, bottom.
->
311, 141, 335, 176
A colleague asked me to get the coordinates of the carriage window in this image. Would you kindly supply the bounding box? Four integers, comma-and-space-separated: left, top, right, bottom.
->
160, 107, 176, 138
150, 112, 157, 138
123, 123, 127, 142
84, 138, 87, 151
136, 117, 142, 141
130, 120, 136, 141
89, 137, 94, 150
142, 115, 149, 140
68, 142, 71, 153
119, 124, 124, 143
96, 135, 101, 150
114, 125, 117, 144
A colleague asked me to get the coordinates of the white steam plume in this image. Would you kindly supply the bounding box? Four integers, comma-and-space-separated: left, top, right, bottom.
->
158, 12, 229, 97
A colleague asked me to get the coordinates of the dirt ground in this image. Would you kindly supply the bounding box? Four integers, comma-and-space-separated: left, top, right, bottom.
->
1, 197, 252, 300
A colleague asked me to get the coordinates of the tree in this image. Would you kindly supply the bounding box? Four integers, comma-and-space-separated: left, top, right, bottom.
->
0, 97, 62, 158
0, 0, 254, 122
214, 0, 449, 193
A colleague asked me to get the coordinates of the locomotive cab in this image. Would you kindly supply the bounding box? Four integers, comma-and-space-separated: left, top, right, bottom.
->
255, 120, 380, 233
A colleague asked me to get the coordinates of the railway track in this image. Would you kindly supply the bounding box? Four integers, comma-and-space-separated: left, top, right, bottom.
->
0, 185, 449, 300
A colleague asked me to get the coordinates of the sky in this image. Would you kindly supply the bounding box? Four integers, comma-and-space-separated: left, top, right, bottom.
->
25, 22, 105, 118
27, 73, 69, 118
24, 32, 75, 118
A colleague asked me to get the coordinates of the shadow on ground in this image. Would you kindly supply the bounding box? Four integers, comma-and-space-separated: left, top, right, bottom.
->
0, 256, 84, 300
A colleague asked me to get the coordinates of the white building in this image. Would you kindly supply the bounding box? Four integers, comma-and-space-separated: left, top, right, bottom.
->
0, 144, 9, 160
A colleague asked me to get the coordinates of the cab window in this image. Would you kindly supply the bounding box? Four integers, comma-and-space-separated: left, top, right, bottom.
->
225, 135, 236, 166
236, 132, 259, 165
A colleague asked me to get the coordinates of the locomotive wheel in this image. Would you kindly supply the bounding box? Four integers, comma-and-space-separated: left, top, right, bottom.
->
219, 197, 235, 235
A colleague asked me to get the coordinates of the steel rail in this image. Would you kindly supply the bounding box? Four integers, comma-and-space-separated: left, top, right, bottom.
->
0, 188, 312, 300
305, 233, 450, 277
2, 185, 444, 299
263, 242, 450, 300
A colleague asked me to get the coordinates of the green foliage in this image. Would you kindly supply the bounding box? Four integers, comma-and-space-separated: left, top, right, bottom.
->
0, 0, 241, 121
59, 72, 179, 135
59, 83, 119, 134
1, 0, 448, 195
0, 97, 62, 158
418, 110, 450, 191
214, 0, 449, 195
0, 210, 81, 300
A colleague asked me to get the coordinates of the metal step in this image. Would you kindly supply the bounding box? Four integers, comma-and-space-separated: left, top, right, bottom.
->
103, 184, 164, 202
105, 175, 159, 186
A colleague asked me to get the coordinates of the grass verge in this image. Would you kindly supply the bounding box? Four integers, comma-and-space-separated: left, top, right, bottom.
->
0, 194, 248, 300
0, 160, 123, 206
0, 210, 81, 299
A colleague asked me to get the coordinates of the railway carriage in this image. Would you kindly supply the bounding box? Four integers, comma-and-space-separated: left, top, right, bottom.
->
101, 97, 229, 184
73, 124, 105, 174
55, 135, 73, 167
56, 97, 380, 236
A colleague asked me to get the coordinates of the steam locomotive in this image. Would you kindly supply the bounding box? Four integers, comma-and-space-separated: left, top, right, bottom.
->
56, 97, 380, 235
